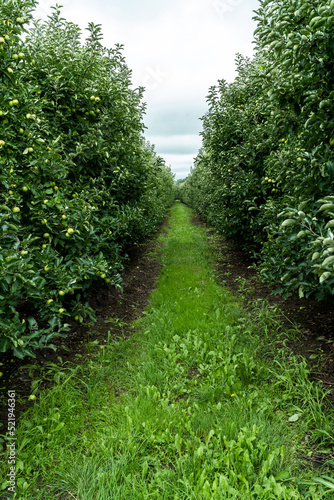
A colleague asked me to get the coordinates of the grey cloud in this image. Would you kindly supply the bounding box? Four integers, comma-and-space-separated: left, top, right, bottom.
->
143, 103, 206, 136
158, 143, 198, 155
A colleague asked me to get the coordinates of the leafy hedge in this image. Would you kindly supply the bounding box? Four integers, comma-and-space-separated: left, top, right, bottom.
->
182, 0, 334, 301
0, 0, 174, 358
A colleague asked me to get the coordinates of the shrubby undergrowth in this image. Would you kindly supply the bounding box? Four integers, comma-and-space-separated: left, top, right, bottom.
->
0, 0, 174, 357
182, 0, 334, 301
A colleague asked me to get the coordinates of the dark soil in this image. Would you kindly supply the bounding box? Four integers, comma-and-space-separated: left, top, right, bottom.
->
1, 207, 333, 469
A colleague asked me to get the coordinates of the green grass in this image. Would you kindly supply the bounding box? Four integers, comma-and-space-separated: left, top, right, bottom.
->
1, 202, 334, 499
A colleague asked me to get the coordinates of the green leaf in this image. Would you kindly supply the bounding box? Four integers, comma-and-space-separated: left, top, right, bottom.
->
320, 272, 332, 283
53, 422, 65, 432
322, 255, 334, 266
275, 471, 291, 481
281, 219, 299, 228
288, 413, 301, 422
319, 203, 334, 212
311, 476, 334, 490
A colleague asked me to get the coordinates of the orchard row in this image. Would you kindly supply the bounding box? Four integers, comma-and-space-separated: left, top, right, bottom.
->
0, 0, 175, 358
182, 0, 334, 301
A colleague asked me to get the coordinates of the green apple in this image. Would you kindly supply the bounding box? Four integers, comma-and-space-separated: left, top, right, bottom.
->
59, 290, 65, 296
12, 53, 19, 60
8, 190, 13, 195
101, 273, 106, 279
41, 219, 47, 224
74, 315, 80, 321
22, 186, 28, 192
16, 17, 24, 24
28, 395, 36, 401
21, 250, 28, 256
44, 265, 50, 272
7, 67, 13, 74
0, 140, 5, 147
28, 147, 33, 153
43, 233, 50, 238
42, 244, 47, 249
58, 308, 65, 313
18, 52, 24, 59
0, 37, 4, 43
67, 227, 74, 234
62, 215, 67, 220
43, 199, 48, 204
47, 299, 53, 304
12, 207, 20, 213
12, 99, 19, 106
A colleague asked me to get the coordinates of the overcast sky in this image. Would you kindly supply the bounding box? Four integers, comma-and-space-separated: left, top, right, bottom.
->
34, 0, 260, 179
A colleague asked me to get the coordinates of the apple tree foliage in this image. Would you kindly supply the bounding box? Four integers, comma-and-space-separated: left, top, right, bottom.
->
182, 0, 334, 301
0, 0, 174, 357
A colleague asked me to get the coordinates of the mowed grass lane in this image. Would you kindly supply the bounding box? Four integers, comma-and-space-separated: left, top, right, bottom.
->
2, 202, 333, 499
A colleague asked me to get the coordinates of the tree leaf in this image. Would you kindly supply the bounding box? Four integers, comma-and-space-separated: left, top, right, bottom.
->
281, 219, 299, 228
320, 272, 332, 283
322, 255, 334, 266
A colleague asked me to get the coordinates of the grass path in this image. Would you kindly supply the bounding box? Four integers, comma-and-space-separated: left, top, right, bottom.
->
1, 202, 333, 499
